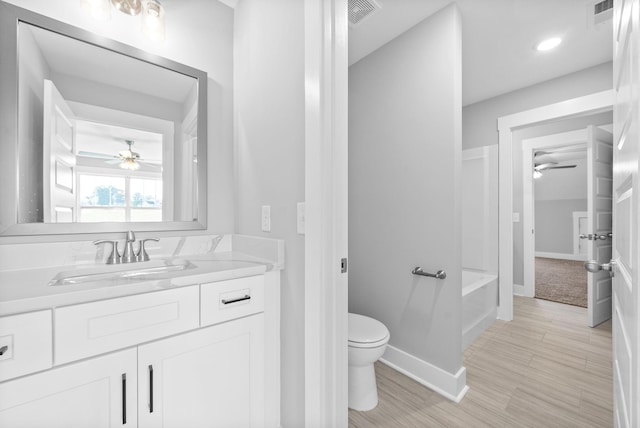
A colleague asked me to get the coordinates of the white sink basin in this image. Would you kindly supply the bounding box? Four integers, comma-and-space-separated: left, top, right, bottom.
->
48, 259, 196, 286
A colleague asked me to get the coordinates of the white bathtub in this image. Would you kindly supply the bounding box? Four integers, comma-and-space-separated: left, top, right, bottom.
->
462, 270, 498, 350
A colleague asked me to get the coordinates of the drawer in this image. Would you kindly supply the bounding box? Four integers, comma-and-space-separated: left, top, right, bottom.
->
0, 310, 52, 382
200, 275, 264, 326
55, 286, 199, 365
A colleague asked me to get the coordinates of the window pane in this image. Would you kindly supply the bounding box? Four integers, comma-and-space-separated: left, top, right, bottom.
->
79, 175, 125, 207
130, 178, 162, 208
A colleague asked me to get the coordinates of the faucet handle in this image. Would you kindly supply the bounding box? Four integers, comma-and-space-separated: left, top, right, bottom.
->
137, 238, 160, 262
93, 240, 121, 264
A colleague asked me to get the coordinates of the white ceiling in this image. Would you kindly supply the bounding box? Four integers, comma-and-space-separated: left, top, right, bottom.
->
349, 0, 613, 106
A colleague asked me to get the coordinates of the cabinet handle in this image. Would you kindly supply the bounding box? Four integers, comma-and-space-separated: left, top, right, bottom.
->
122, 373, 127, 425
221, 294, 251, 305
149, 365, 154, 413
0, 345, 8, 355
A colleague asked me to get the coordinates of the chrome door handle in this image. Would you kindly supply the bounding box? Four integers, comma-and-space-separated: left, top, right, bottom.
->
579, 234, 590, 239
0, 345, 8, 355
584, 260, 616, 277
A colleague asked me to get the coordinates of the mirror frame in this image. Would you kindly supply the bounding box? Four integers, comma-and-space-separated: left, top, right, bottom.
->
0, 1, 208, 236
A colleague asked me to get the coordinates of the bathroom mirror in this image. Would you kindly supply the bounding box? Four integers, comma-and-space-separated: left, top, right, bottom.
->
0, 1, 208, 236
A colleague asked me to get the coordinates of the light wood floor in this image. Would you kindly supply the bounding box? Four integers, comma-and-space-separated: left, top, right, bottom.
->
349, 296, 613, 427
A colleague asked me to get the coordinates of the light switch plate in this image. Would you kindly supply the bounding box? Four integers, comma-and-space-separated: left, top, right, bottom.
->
512, 212, 520, 223
297, 202, 305, 235
261, 205, 271, 232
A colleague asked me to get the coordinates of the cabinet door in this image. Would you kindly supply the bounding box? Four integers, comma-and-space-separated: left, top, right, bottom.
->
0, 348, 137, 428
138, 313, 265, 428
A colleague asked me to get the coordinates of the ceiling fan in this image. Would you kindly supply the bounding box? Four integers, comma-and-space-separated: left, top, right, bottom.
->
78, 139, 161, 171
533, 150, 577, 178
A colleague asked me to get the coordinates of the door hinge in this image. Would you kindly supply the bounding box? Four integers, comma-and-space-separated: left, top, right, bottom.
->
341, 258, 348, 273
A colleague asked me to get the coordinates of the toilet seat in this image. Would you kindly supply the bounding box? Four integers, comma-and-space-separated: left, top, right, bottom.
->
348, 313, 389, 348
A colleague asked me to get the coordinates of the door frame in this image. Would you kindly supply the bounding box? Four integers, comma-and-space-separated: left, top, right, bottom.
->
521, 130, 588, 298
497, 90, 613, 320
304, 0, 349, 426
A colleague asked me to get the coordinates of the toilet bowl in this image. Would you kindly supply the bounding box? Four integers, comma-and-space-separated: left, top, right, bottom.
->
348, 313, 390, 411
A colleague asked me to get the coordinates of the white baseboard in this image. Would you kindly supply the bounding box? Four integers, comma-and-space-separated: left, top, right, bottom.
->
513, 283, 526, 296
379, 345, 469, 403
535, 251, 587, 262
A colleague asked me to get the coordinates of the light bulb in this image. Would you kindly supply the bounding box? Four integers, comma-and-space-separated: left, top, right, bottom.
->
142, 0, 165, 42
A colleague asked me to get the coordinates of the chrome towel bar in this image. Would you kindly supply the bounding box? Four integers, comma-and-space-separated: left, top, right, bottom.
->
412, 267, 446, 279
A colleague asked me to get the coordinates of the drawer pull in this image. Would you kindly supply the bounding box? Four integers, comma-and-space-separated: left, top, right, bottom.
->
122, 373, 127, 425
149, 365, 154, 413
221, 295, 251, 305
0, 345, 7, 356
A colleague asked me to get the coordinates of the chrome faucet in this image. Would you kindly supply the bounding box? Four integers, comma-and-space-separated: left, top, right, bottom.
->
94, 231, 159, 264
122, 230, 137, 263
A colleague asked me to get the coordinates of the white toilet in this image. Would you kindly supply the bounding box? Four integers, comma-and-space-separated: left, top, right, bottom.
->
348, 313, 390, 411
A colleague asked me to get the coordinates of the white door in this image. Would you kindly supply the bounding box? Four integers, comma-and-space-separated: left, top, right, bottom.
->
43, 79, 77, 223
0, 348, 137, 428
586, 125, 613, 327
612, 0, 640, 426
138, 314, 265, 428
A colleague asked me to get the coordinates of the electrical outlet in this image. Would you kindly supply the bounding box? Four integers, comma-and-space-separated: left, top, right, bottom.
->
261, 205, 271, 232
297, 202, 305, 235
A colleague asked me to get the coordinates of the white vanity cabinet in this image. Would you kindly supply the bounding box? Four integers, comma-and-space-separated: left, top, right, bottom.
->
138, 313, 265, 428
0, 347, 137, 428
0, 272, 278, 427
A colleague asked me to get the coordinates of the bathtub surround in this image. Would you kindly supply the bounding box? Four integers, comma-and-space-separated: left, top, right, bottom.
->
349, 4, 465, 400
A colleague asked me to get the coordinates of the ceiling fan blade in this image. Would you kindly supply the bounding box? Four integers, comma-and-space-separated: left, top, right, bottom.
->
546, 164, 577, 169
534, 162, 557, 171
78, 150, 113, 159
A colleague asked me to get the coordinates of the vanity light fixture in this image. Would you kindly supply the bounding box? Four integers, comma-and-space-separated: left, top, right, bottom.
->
81, 0, 165, 42
535, 37, 562, 52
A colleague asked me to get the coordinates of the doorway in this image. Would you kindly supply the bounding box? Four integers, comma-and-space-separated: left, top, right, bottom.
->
496, 90, 613, 321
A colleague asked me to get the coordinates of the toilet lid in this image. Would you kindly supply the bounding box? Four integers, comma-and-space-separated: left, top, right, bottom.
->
348, 313, 389, 345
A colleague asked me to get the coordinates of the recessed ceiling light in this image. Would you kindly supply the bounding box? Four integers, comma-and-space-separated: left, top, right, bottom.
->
535, 37, 562, 52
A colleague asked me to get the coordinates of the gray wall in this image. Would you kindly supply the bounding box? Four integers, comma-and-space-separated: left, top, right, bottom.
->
233, 1, 305, 426
462, 62, 613, 285
349, 5, 462, 375
534, 157, 588, 254
535, 199, 587, 254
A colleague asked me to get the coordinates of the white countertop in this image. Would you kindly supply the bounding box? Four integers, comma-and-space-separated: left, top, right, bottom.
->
0, 235, 284, 317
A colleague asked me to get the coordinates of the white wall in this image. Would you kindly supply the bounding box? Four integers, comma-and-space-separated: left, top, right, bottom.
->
233, 0, 305, 426
2, 0, 234, 243
462, 62, 613, 285
349, 4, 463, 380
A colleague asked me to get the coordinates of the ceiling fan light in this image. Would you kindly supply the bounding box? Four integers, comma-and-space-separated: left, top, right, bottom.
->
120, 158, 140, 170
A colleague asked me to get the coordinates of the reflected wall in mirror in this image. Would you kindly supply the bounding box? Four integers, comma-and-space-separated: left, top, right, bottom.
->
0, 1, 208, 235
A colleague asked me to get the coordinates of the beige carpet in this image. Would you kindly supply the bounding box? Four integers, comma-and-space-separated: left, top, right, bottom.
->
535, 257, 588, 308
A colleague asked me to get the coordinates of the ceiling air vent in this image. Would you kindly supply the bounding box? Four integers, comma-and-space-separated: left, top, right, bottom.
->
592, 0, 614, 25
348, 0, 382, 28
